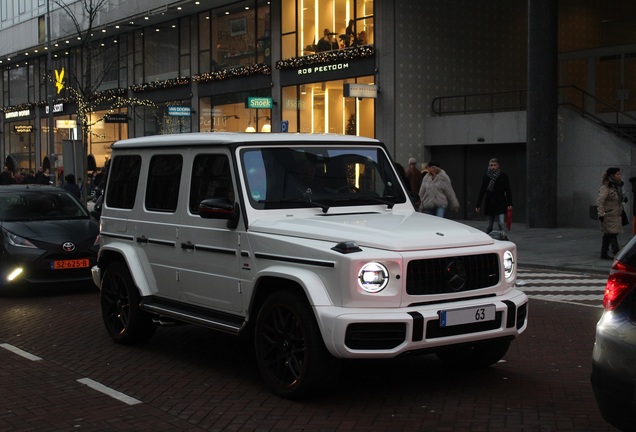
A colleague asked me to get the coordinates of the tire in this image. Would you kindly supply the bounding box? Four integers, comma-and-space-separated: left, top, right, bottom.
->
100, 261, 156, 344
436, 338, 511, 369
254, 289, 338, 399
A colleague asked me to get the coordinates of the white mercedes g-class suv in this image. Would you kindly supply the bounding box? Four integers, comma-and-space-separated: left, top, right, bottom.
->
92, 132, 527, 398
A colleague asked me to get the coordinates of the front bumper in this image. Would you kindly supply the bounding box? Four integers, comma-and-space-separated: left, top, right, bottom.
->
317, 289, 528, 358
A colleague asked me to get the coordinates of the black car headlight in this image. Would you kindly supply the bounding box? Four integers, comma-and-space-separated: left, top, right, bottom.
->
4, 229, 37, 249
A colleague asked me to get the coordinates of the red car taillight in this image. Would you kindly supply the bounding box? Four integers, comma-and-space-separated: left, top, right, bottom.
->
604, 261, 636, 310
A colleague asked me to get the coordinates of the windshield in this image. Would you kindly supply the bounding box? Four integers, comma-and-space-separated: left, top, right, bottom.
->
0, 190, 89, 221
241, 145, 407, 210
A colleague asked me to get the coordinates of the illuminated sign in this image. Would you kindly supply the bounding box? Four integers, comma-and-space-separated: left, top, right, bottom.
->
297, 63, 350, 75
55, 68, 65, 94
14, 125, 33, 133
344, 83, 378, 99
246, 97, 273, 109
167, 106, 191, 116
45, 103, 64, 114
56, 119, 77, 128
5, 110, 31, 119
104, 113, 128, 123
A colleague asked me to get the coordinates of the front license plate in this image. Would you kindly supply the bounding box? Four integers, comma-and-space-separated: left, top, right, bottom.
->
439, 304, 496, 327
51, 259, 90, 269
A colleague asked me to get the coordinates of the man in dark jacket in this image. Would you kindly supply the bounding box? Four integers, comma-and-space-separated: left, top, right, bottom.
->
62, 173, 81, 199
475, 158, 513, 233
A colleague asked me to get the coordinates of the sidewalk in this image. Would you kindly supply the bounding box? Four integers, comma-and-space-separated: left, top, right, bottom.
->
458, 219, 634, 275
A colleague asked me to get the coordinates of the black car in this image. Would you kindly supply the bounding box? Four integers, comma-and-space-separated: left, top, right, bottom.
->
0, 185, 99, 291
591, 234, 636, 432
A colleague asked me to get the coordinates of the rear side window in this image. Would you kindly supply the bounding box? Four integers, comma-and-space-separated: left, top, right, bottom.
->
145, 154, 183, 212
106, 155, 141, 209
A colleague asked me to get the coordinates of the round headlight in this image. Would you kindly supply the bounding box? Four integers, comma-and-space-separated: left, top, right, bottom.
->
503, 250, 515, 279
358, 262, 389, 293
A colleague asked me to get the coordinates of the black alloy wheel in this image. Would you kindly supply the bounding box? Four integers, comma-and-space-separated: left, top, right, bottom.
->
100, 261, 156, 344
254, 289, 338, 399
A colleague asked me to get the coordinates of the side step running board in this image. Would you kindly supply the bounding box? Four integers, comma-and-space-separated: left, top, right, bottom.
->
141, 298, 245, 335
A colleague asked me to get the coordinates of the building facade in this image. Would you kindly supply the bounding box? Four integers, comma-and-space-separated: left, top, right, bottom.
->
0, 0, 381, 177
2, 0, 636, 227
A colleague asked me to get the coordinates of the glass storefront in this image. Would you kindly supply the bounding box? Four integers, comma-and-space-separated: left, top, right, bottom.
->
199, 91, 272, 133
88, 109, 128, 167
4, 119, 36, 173
282, 76, 375, 137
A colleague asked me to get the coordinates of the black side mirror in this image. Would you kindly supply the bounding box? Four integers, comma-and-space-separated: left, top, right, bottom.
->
199, 198, 240, 229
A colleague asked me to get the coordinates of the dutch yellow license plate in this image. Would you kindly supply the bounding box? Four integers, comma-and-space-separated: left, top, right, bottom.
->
52, 259, 90, 269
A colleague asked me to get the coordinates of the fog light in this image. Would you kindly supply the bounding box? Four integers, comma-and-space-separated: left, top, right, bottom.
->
7, 267, 23, 282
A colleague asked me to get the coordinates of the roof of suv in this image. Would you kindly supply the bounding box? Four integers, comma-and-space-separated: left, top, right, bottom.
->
111, 132, 381, 149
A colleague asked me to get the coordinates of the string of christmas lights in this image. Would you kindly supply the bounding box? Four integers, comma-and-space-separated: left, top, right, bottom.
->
193, 63, 271, 83
2, 47, 372, 114
275, 46, 375, 70
129, 77, 191, 92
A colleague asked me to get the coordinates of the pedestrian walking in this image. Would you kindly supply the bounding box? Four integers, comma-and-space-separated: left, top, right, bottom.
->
405, 157, 422, 194
418, 161, 459, 217
61, 173, 81, 199
475, 158, 512, 233
596, 167, 626, 259
0, 166, 14, 185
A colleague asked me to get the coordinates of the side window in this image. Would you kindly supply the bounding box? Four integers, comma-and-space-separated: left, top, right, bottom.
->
105, 155, 141, 209
189, 154, 234, 213
145, 154, 183, 212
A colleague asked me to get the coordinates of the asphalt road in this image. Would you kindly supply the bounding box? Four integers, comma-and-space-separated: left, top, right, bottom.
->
0, 274, 620, 432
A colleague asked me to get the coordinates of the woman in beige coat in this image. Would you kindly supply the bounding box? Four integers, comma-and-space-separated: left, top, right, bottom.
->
418, 161, 459, 217
596, 167, 625, 259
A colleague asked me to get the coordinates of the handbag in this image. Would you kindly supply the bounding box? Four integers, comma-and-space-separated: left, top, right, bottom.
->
589, 205, 598, 220
622, 208, 629, 226
505, 208, 512, 231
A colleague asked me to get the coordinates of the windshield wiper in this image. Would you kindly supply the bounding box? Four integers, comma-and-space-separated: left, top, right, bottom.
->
258, 197, 330, 213
331, 195, 397, 209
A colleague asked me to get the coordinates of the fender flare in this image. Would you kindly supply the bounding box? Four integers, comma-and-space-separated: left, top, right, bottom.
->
97, 242, 157, 297
253, 265, 334, 306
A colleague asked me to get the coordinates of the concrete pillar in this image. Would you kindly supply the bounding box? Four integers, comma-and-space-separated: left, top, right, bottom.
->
527, 0, 558, 228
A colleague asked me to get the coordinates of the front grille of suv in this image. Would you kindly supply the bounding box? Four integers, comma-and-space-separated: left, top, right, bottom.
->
406, 253, 499, 295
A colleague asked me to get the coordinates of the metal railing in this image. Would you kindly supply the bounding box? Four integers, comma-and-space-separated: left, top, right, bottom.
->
430, 85, 636, 143
431, 89, 527, 116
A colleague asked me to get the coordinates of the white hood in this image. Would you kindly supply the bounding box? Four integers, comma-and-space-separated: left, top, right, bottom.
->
248, 211, 493, 251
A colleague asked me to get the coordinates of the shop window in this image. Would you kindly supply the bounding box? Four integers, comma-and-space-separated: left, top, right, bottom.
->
199, 91, 271, 133
8, 66, 29, 105
282, 0, 374, 58
144, 20, 180, 81
282, 77, 375, 138
92, 39, 123, 91
199, 1, 270, 72
89, 109, 127, 167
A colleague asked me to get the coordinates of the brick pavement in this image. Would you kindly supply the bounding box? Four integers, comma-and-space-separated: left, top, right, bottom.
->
0, 284, 619, 431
